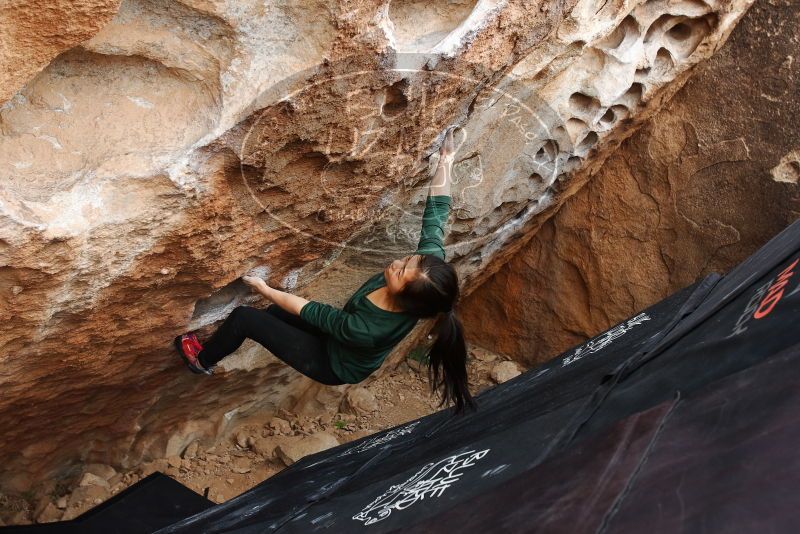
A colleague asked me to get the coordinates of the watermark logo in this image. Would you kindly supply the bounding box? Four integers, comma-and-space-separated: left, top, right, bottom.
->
237, 53, 566, 255
562, 312, 652, 367
352, 448, 491, 525
340, 421, 420, 457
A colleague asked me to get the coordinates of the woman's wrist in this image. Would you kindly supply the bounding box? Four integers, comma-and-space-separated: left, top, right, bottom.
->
260, 285, 277, 301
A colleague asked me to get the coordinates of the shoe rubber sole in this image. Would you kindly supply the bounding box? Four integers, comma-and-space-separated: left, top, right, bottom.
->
174, 335, 213, 375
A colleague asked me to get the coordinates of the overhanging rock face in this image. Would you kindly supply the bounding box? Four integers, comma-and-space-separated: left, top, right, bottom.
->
11, 218, 797, 533
460, 0, 800, 366
0, 0, 754, 490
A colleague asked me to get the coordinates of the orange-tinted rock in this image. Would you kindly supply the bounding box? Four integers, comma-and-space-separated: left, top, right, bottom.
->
461, 0, 800, 366
0, 0, 121, 105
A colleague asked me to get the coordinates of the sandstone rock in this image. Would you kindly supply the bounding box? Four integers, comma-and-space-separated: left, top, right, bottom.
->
340, 387, 379, 416
251, 437, 280, 461
0, 0, 755, 494
462, 0, 800, 366
56, 496, 67, 510
78, 472, 109, 489
68, 484, 109, 509
35, 502, 61, 524
166, 456, 182, 469
469, 346, 498, 362
182, 441, 199, 459
83, 464, 117, 481
61, 507, 84, 522
140, 459, 169, 478
234, 431, 252, 449
0, 0, 121, 104
490, 362, 522, 384
275, 433, 340, 467
268, 418, 292, 436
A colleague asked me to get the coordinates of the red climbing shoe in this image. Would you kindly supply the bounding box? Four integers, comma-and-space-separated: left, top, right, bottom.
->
174, 333, 213, 375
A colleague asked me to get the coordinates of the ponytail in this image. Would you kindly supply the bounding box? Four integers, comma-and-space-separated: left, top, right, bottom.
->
427, 309, 477, 415
396, 254, 477, 415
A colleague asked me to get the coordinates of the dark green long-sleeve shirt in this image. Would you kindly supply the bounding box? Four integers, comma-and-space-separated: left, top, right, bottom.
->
300, 195, 451, 383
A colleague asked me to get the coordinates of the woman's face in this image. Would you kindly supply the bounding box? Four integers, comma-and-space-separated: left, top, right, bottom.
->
384, 254, 422, 294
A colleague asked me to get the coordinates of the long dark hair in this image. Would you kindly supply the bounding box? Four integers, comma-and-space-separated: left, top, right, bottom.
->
394, 254, 477, 414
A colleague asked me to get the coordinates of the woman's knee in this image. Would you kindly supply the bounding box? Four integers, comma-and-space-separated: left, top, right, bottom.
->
230, 305, 258, 323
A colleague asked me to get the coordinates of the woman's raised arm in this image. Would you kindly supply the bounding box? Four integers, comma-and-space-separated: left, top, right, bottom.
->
415, 129, 457, 260
429, 129, 456, 197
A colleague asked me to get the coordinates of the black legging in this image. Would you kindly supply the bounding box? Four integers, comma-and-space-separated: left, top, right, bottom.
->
197, 304, 345, 385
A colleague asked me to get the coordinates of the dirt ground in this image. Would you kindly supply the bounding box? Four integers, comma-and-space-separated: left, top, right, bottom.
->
0, 345, 525, 526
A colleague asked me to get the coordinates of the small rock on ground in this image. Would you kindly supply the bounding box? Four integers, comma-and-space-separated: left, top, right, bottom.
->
275, 433, 340, 466
78, 472, 109, 489
340, 387, 378, 416
35, 502, 61, 524
491, 361, 521, 383
83, 464, 117, 481
268, 417, 292, 435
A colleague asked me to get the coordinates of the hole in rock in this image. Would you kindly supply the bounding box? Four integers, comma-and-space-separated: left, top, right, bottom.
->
654, 47, 675, 73
668, 22, 692, 41
576, 131, 599, 154
564, 156, 582, 172
617, 83, 644, 109
599, 108, 616, 126
645, 14, 714, 59
568, 92, 601, 118
610, 105, 629, 123
565, 118, 589, 142
382, 81, 409, 118
598, 15, 640, 52
552, 125, 569, 148
388, 0, 478, 51
644, 14, 666, 44
535, 140, 558, 163
669, 15, 715, 58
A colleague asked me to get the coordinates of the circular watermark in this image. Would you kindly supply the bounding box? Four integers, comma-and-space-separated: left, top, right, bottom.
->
237, 53, 567, 257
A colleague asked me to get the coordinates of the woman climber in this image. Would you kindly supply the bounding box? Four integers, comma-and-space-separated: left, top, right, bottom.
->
174, 129, 476, 414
